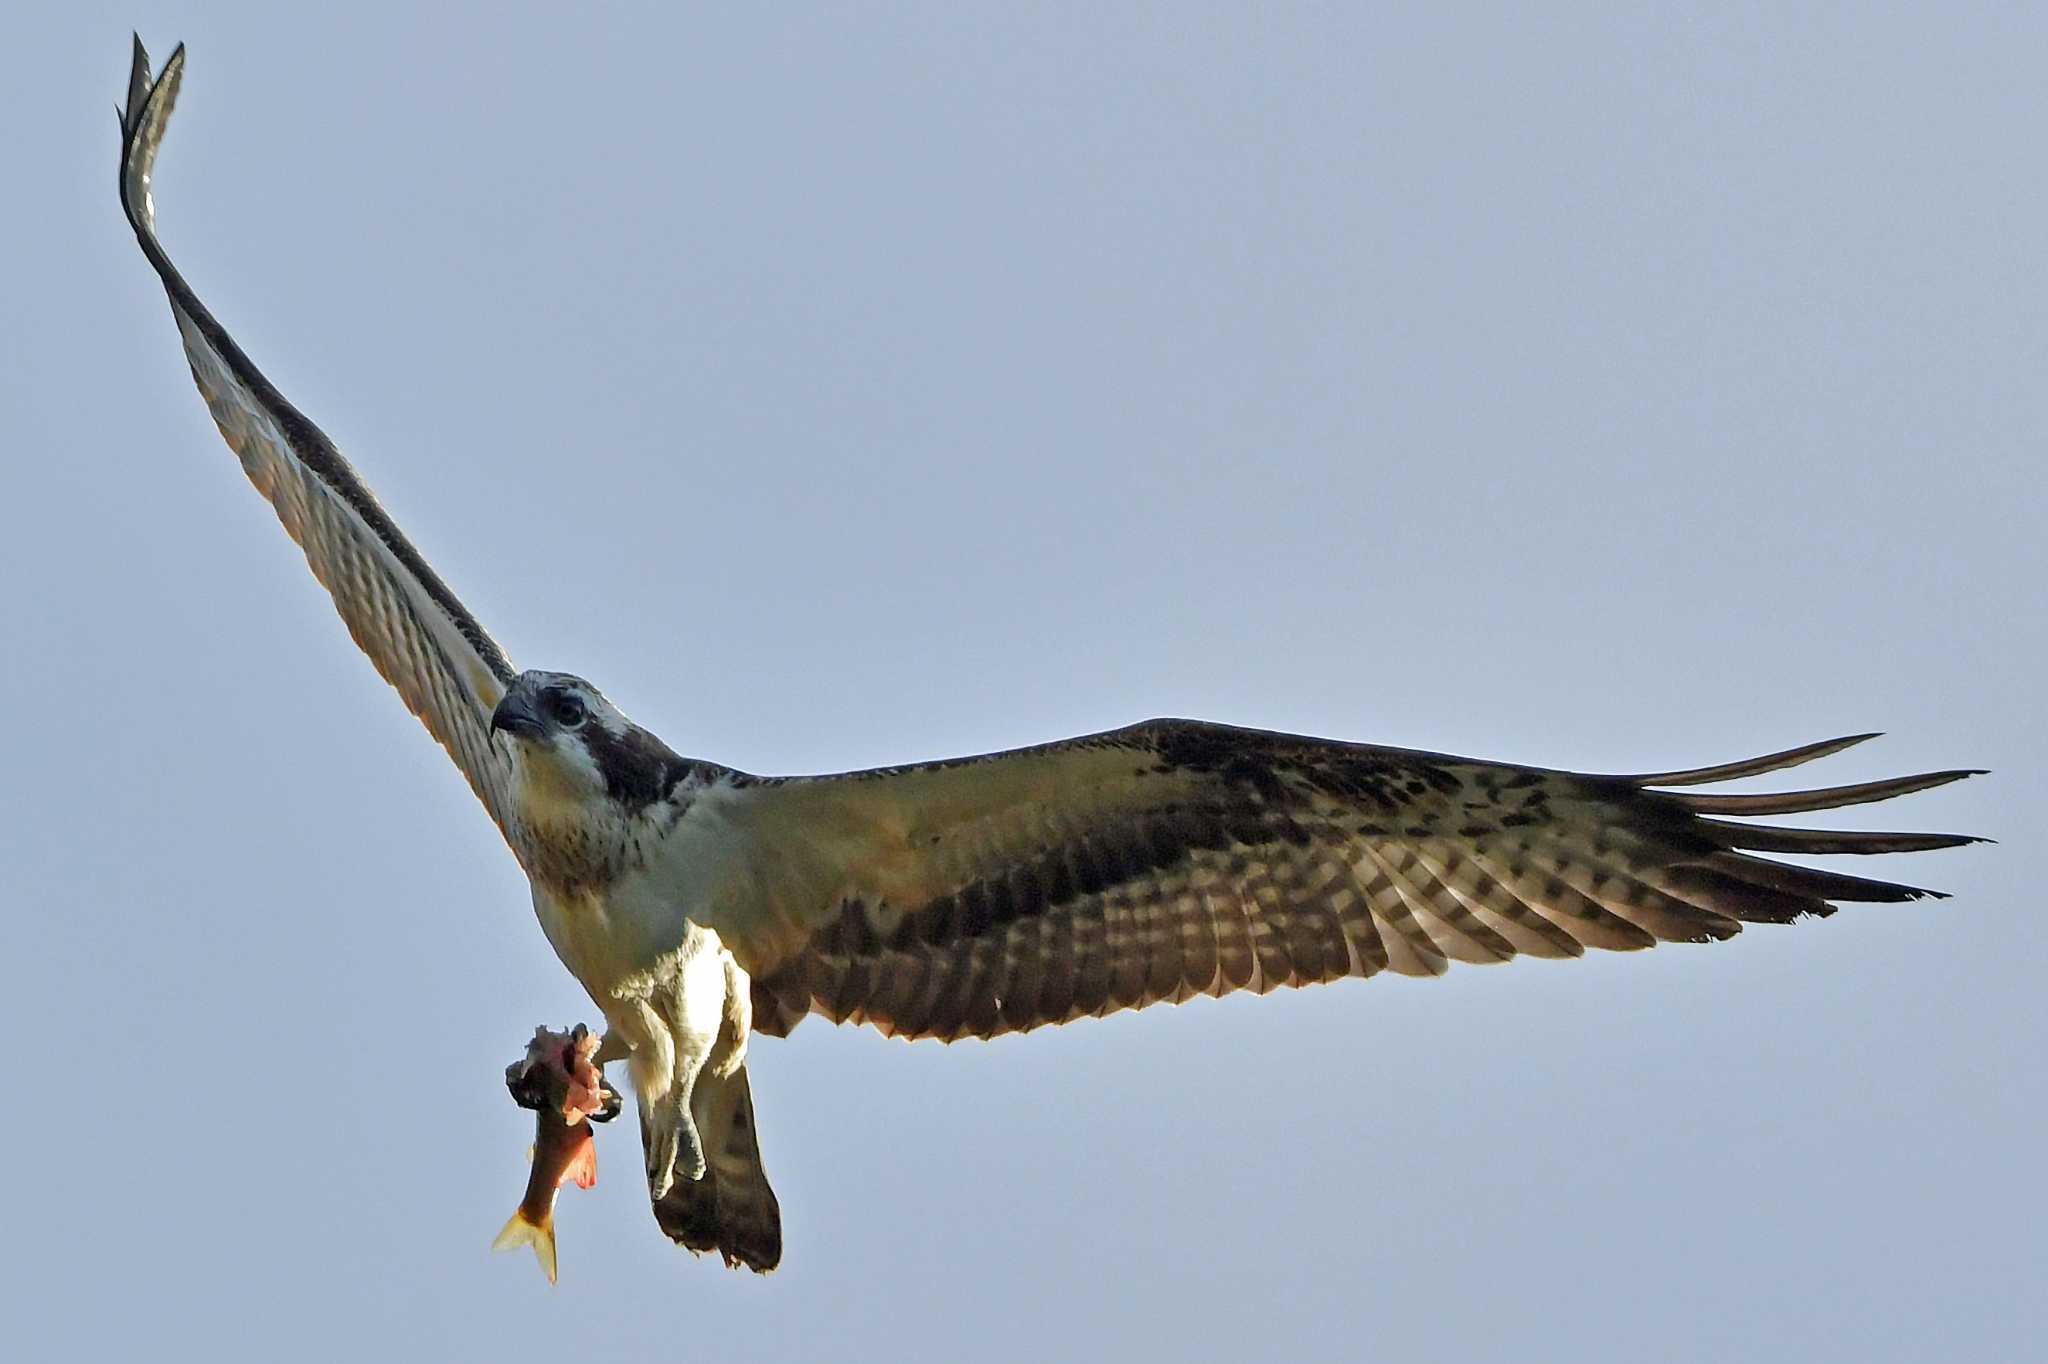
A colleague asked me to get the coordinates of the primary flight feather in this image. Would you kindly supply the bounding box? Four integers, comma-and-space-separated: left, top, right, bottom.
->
117, 39, 1983, 1275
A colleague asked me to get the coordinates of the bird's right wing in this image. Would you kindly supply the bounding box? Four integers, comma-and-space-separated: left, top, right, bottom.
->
118, 40, 523, 836
698, 721, 1982, 1043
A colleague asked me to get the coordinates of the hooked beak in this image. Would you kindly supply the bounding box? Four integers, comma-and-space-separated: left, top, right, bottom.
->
490, 690, 546, 741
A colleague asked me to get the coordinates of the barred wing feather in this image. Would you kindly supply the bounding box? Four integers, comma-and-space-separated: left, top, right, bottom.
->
717, 722, 1980, 1042
118, 41, 522, 835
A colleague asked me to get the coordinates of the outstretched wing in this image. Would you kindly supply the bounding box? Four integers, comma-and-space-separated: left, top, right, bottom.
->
707, 722, 1981, 1042
118, 40, 521, 834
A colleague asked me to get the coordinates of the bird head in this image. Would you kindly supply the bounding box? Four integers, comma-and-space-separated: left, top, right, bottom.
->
490, 670, 686, 814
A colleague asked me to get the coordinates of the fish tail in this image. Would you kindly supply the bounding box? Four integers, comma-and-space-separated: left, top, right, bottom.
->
491, 1208, 558, 1284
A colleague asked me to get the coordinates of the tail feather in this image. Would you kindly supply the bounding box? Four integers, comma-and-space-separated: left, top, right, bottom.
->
492, 1210, 558, 1285
647, 1063, 782, 1273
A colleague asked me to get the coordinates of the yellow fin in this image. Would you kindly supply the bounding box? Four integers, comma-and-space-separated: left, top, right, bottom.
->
492, 1209, 558, 1284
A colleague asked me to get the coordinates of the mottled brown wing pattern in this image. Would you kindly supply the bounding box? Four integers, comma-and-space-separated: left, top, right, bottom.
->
119, 42, 521, 833
747, 723, 1980, 1042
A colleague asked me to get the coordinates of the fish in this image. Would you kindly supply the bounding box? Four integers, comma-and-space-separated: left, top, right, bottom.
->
492, 1023, 620, 1283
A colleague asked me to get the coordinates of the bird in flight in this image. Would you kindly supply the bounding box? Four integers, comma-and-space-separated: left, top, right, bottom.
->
118, 39, 1983, 1275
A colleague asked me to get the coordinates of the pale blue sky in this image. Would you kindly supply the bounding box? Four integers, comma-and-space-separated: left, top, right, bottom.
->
4, 4, 2040, 1361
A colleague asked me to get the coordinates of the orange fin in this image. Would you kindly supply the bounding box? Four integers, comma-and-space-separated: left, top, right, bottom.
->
491, 1209, 558, 1284
561, 1127, 597, 1191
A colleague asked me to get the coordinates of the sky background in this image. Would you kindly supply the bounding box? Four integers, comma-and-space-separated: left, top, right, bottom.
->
4, 4, 2041, 1360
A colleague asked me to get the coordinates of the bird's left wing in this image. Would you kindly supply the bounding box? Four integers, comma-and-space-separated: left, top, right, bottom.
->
118, 40, 521, 835
699, 720, 1980, 1042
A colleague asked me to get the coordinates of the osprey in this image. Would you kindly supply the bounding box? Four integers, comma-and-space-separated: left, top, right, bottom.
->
118, 41, 1983, 1274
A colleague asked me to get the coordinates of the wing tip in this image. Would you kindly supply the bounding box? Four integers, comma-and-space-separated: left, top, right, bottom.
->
1675, 765, 1986, 817
119, 36, 188, 233
1631, 732, 1887, 788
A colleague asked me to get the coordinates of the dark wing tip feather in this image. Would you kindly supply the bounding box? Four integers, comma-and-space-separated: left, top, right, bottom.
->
1673, 767, 1982, 816
1704, 851, 1950, 905
1653, 749, 1985, 913
124, 35, 150, 129
1696, 818, 1989, 856
118, 38, 187, 238
1629, 733, 1883, 787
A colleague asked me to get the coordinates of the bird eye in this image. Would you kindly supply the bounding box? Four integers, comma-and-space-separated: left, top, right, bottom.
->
551, 694, 587, 728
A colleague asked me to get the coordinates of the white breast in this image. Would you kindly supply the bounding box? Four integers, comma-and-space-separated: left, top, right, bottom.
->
526, 784, 756, 1006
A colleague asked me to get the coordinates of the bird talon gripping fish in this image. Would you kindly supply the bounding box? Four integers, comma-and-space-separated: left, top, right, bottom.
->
495, 1025, 621, 1284
118, 37, 1986, 1274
